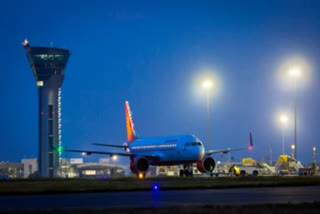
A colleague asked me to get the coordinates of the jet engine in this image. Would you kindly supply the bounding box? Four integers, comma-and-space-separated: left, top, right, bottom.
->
196, 156, 216, 173
130, 157, 149, 174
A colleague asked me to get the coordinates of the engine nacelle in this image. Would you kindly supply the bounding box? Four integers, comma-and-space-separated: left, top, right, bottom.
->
130, 157, 149, 174
196, 156, 216, 173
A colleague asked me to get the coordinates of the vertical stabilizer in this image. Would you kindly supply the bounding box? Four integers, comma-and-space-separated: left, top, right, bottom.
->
249, 132, 253, 150
125, 101, 137, 142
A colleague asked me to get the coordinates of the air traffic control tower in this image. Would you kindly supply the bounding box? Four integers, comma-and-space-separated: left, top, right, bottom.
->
23, 39, 71, 177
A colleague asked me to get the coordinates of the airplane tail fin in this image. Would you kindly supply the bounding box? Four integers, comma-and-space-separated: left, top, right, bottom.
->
248, 132, 253, 150
125, 101, 137, 143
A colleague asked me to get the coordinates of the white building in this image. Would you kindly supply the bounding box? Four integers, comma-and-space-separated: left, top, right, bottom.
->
22, 158, 38, 178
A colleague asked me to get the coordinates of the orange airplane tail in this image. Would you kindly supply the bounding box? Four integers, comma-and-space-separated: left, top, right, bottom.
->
125, 101, 137, 143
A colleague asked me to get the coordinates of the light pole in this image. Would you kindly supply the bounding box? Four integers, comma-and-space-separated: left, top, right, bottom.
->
291, 144, 295, 159
288, 67, 301, 159
313, 147, 316, 174
279, 114, 288, 155
269, 146, 272, 166
202, 80, 213, 149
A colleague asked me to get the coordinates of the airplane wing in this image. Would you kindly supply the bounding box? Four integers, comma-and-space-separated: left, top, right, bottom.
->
206, 147, 249, 155
62, 149, 132, 157
92, 143, 127, 148
61, 149, 160, 161
206, 132, 253, 156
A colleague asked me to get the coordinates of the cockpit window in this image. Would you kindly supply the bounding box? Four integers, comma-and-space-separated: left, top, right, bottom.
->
185, 142, 202, 146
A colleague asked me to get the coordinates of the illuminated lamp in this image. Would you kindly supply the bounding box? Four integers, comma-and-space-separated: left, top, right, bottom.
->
138, 173, 144, 179
152, 184, 159, 191
57, 146, 62, 154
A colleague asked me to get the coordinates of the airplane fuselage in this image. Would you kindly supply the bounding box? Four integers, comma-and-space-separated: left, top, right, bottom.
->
128, 134, 205, 165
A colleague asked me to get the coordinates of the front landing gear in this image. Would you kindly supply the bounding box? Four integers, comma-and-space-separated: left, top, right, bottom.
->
179, 165, 193, 177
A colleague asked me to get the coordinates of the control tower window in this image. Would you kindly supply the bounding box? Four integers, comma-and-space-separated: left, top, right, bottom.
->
185, 142, 202, 146
33, 54, 68, 63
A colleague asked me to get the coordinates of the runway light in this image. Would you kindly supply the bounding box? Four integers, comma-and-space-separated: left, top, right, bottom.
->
138, 173, 144, 179
152, 184, 159, 191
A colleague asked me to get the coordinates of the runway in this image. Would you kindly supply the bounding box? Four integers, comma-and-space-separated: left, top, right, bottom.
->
1, 186, 319, 211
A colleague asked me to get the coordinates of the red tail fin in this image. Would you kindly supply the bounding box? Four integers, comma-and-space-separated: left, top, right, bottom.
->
125, 101, 137, 142
248, 132, 253, 150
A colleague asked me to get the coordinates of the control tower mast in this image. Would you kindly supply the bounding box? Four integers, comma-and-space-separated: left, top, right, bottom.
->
23, 39, 71, 177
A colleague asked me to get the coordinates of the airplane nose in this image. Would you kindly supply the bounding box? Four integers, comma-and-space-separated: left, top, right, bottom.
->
197, 146, 205, 160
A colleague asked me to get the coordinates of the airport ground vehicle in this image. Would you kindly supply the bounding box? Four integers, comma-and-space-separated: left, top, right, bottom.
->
298, 168, 314, 176
229, 158, 271, 176
238, 165, 267, 176
298, 162, 318, 176
157, 163, 228, 177
275, 155, 303, 175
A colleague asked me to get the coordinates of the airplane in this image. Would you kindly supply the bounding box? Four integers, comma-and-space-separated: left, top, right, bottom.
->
63, 101, 253, 178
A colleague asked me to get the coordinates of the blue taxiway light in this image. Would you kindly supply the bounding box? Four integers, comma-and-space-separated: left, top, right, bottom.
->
153, 184, 159, 191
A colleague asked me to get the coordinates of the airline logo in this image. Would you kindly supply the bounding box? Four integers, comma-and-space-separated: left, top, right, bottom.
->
125, 101, 137, 142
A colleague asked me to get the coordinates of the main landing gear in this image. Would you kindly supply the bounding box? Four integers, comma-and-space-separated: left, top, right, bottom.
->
179, 164, 193, 177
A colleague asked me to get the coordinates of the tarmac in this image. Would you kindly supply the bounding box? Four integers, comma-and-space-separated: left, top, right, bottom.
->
1, 186, 320, 211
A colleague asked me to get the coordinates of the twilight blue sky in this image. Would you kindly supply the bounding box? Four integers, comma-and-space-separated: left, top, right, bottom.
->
1, 0, 319, 165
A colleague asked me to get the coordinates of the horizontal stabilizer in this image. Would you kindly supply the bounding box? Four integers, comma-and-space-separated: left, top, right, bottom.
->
62, 149, 132, 157
92, 143, 127, 148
